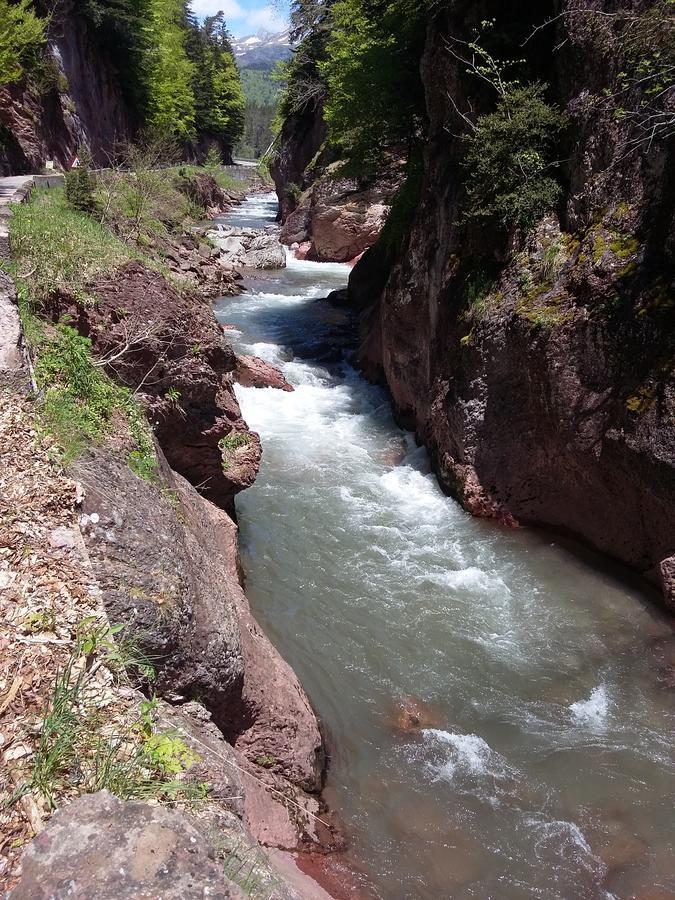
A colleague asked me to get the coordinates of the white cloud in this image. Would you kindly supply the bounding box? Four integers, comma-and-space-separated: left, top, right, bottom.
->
190, 0, 245, 18
189, 0, 288, 37
243, 5, 288, 33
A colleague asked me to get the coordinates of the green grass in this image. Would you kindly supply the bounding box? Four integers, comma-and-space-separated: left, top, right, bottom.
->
10, 188, 133, 305
9, 188, 156, 472
33, 323, 156, 473
29, 646, 206, 810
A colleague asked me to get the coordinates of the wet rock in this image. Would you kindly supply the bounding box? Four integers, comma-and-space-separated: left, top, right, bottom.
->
8, 791, 246, 899
235, 355, 294, 392
389, 696, 445, 733
325, 288, 350, 307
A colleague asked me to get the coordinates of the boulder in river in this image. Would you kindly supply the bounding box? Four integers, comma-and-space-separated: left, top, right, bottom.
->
390, 696, 446, 733
235, 354, 294, 392
209, 225, 286, 270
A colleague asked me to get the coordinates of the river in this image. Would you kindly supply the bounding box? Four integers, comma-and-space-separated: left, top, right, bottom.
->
214, 194, 675, 900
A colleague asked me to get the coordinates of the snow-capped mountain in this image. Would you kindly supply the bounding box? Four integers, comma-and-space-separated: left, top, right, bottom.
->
232, 29, 292, 68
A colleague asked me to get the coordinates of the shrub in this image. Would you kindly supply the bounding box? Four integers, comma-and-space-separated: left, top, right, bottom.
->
203, 143, 223, 173
462, 83, 566, 232
65, 149, 99, 216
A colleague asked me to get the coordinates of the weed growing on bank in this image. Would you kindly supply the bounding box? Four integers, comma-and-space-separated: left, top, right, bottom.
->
219, 432, 251, 471
33, 323, 156, 473
26, 621, 206, 811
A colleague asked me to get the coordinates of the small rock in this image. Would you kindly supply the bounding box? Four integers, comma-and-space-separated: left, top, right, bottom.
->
49, 526, 78, 550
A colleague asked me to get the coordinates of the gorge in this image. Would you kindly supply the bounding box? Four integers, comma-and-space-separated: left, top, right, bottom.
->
0, 0, 674, 898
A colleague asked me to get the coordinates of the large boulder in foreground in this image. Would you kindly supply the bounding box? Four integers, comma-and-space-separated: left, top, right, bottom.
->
9, 792, 245, 900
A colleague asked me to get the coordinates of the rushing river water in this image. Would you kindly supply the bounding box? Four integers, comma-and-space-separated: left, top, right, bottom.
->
214, 195, 675, 900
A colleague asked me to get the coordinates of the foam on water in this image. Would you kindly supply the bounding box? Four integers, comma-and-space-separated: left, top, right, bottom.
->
570, 684, 611, 728
423, 729, 502, 779
215, 195, 675, 900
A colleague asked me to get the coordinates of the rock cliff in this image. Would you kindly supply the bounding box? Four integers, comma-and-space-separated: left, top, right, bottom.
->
270, 100, 403, 262
348, 0, 675, 605
0, 4, 133, 174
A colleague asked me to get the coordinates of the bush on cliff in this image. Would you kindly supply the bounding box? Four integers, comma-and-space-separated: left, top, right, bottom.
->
0, 0, 45, 85
462, 82, 566, 231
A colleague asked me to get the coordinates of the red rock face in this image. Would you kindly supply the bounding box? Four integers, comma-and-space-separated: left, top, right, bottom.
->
235, 355, 294, 392
47, 261, 261, 513
280, 171, 402, 263
0, 13, 133, 174
349, 3, 675, 606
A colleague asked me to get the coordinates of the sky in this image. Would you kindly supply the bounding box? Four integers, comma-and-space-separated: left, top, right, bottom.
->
189, 0, 289, 37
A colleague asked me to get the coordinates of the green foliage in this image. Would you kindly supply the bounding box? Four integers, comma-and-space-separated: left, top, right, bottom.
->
592, 1, 675, 149
319, 0, 427, 166
29, 636, 205, 810
203, 143, 223, 171
277, 28, 328, 119
218, 432, 250, 452
144, 733, 199, 774
254, 754, 278, 769
186, 13, 245, 147
65, 150, 99, 215
74, 1, 246, 149
146, 0, 196, 138
76, 617, 156, 681
462, 83, 566, 231
237, 67, 279, 158
0, 0, 45, 85
240, 66, 280, 107
10, 188, 132, 305
33, 323, 157, 472
219, 431, 250, 471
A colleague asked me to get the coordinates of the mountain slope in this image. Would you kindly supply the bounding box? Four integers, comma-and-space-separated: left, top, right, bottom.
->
232, 29, 291, 68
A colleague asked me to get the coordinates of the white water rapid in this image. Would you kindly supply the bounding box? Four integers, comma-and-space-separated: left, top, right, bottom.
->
214, 194, 675, 900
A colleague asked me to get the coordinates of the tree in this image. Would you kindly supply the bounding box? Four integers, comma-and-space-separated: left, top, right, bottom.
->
319, 0, 427, 165
0, 0, 45, 85
186, 12, 245, 148
145, 0, 196, 139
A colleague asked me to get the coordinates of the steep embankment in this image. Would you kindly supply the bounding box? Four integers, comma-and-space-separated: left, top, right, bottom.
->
348, 0, 675, 604
0, 177, 337, 897
0, 7, 132, 173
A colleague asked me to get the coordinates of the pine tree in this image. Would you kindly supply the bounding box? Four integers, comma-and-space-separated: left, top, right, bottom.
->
186, 13, 245, 149
0, 0, 45, 85
146, 0, 196, 139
